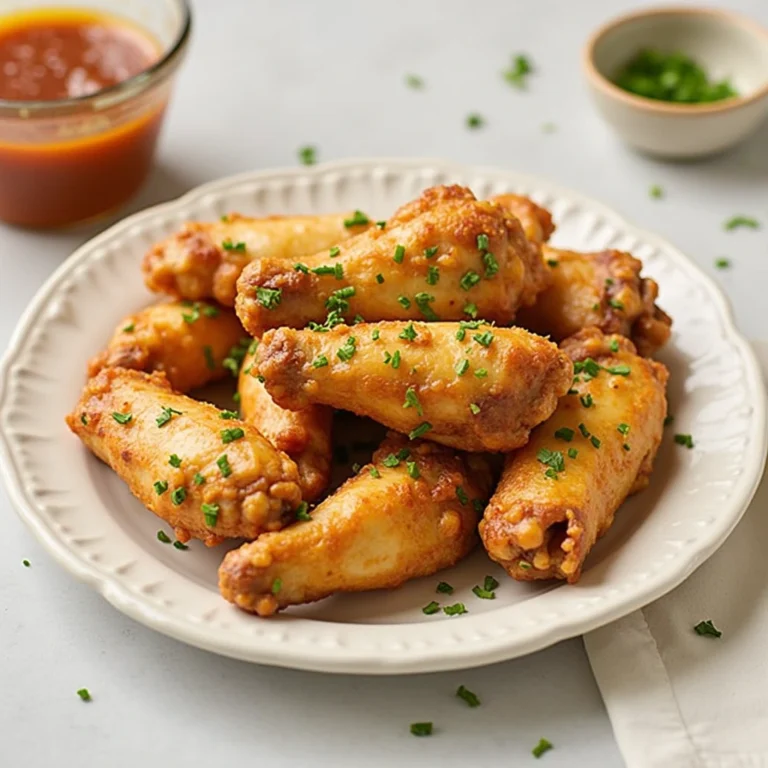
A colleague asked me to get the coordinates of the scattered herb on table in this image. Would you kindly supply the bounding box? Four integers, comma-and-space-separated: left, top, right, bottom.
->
298, 145, 317, 165
76, 688, 91, 702
503, 53, 533, 87
694, 619, 722, 638
405, 74, 424, 89
532, 738, 553, 758
674, 433, 694, 449
466, 113, 485, 129
410, 722, 433, 736
456, 685, 481, 707
724, 216, 759, 231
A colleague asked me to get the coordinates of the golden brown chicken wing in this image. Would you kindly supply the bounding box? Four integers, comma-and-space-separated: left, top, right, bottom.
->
234, 185, 549, 334
219, 432, 493, 616
142, 212, 371, 306
255, 321, 572, 452
479, 328, 668, 582
515, 247, 672, 357
87, 300, 246, 392
489, 194, 555, 245
238, 346, 332, 502
66, 368, 302, 546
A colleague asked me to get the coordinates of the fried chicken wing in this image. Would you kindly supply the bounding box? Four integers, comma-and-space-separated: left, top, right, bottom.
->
235, 185, 549, 335
87, 300, 245, 392
255, 321, 572, 452
66, 368, 302, 546
516, 247, 672, 357
489, 194, 555, 244
142, 212, 370, 306
479, 329, 668, 582
238, 346, 332, 501
219, 432, 493, 615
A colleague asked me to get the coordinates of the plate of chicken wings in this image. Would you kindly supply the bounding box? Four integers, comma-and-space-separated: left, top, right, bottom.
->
1, 159, 765, 673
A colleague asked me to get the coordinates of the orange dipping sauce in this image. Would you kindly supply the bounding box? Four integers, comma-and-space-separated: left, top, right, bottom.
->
0, 8, 177, 228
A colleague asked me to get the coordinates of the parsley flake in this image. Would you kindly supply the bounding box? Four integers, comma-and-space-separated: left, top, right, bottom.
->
156, 406, 182, 428
399, 322, 418, 341
415, 292, 438, 320
403, 387, 423, 416
255, 287, 282, 310
337, 336, 357, 362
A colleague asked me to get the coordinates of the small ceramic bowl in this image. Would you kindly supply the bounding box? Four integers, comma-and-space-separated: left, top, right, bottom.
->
584, 7, 768, 158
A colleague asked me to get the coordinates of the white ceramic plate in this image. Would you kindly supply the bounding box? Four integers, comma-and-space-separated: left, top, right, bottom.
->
1, 159, 765, 674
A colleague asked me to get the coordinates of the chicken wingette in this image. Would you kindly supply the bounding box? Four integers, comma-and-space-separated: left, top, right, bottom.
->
219, 432, 493, 616
142, 211, 371, 306
238, 346, 332, 502
489, 193, 555, 245
66, 368, 303, 546
87, 300, 246, 392
479, 328, 668, 582
235, 185, 549, 334
516, 246, 672, 357
255, 321, 573, 453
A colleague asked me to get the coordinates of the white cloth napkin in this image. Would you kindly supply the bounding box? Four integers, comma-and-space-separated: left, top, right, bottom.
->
584, 340, 768, 768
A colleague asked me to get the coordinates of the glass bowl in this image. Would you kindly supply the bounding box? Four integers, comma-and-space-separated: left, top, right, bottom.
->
0, 0, 191, 228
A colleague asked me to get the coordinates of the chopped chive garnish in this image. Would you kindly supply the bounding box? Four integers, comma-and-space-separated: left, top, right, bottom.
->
609, 339, 620, 353
154, 480, 168, 495
482, 252, 499, 278
155, 406, 182, 428
473, 330, 494, 347
469, 403, 480, 415
294, 262, 309, 273
122, 323, 135, 332
157, 530, 171, 544
382, 454, 400, 468
580, 394, 593, 408
694, 619, 722, 638
426, 265, 440, 285
664, 415, 674, 426
203, 304, 219, 318
295, 502, 312, 521
22, 559, 30, 567
399, 322, 418, 341
546, 259, 558, 268
456, 685, 481, 707
337, 336, 357, 362
472, 585, 495, 599
567, 448, 579, 459
255, 287, 282, 310
554, 427, 574, 442
537, 448, 565, 473
403, 387, 423, 416
466, 113, 485, 129
80, 414, 88, 425
650, 185, 664, 199
369, 466, 381, 478
674, 433, 694, 449
414, 292, 438, 320
298, 145, 316, 165
436, 582, 454, 594
422, 601, 440, 615
375, 220, 386, 229
375, 273, 384, 284
608, 299, 624, 310
474, 368, 488, 378
456, 359, 470, 376
463, 302, 478, 319
715, 257, 731, 269
532, 738, 553, 758
216, 454, 232, 477
443, 603, 467, 616
344, 210, 370, 228
724, 216, 759, 231
424, 246, 439, 258
329, 246, 341, 258
623, 443, 631, 451
173, 540, 189, 550
372, 329, 380, 341
477, 233, 490, 251
112, 412, 132, 424
405, 74, 424, 89
203, 345, 216, 370
456, 486, 469, 506
397, 295, 411, 309
169, 454, 182, 468
271, 578, 282, 594
406, 460, 420, 479
222, 238, 246, 252
483, 575, 498, 591
193, 473, 205, 486
312, 355, 329, 368
590, 436, 601, 449
503, 53, 532, 87
605, 364, 631, 376
544, 468, 558, 480
171, 487, 186, 506
76, 688, 91, 702
578, 423, 590, 438
201, 503, 219, 526
393, 244, 406, 264
617, 423, 630, 435
221, 427, 245, 444
460, 270, 481, 291
410, 722, 433, 737
409, 422, 432, 440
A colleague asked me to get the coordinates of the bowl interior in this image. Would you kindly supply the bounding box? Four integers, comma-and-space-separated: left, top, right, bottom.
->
592, 10, 768, 98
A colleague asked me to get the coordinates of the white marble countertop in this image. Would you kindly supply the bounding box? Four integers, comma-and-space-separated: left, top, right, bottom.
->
1, 1, 766, 765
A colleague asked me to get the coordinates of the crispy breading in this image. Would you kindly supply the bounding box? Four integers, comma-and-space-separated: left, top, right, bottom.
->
255, 321, 572, 452
219, 432, 493, 616
489, 193, 555, 244
87, 300, 245, 392
234, 185, 549, 334
480, 328, 668, 582
516, 246, 672, 356
238, 346, 332, 502
66, 368, 302, 545
142, 212, 370, 306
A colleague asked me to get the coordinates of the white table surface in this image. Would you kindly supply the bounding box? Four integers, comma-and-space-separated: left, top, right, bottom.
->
1, 1, 766, 765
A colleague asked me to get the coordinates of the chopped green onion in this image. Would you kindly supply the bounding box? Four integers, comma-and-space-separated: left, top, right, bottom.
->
393, 244, 405, 264
675, 433, 694, 449
532, 738, 553, 759
694, 619, 722, 638
463, 302, 478, 319
409, 422, 432, 440
168, 454, 182, 468
201, 503, 219, 526
724, 215, 759, 231
375, 273, 385, 284
221, 427, 245, 444
157, 530, 171, 544
312, 355, 329, 368
474, 368, 488, 378
369, 466, 381, 478
617, 423, 630, 435
443, 603, 467, 616
406, 460, 420, 479
397, 295, 411, 309
715, 257, 731, 269
344, 210, 370, 228
329, 246, 341, 257
456, 486, 469, 506
171, 487, 186, 506
405, 74, 424, 89
154, 480, 168, 495
650, 185, 664, 199
216, 454, 232, 478
580, 394, 593, 408
466, 113, 485, 129
337, 336, 357, 362
503, 53, 532, 87
482, 252, 499, 278
403, 387, 423, 416
76, 688, 91, 702
399, 322, 418, 341
422, 601, 440, 615
112, 412, 132, 424
456, 359, 470, 376
436, 582, 454, 594
469, 403, 480, 415
295, 502, 312, 521
414, 292, 438, 320
460, 270, 481, 291
605, 364, 631, 376
554, 427, 574, 442
298, 145, 316, 165
193, 473, 205, 486
173, 540, 189, 550
426, 265, 440, 285
222, 238, 246, 252
271, 578, 282, 594
473, 330, 493, 347
155, 406, 182, 428
456, 685, 481, 707
424, 246, 439, 258
122, 323, 135, 332
410, 722, 433, 737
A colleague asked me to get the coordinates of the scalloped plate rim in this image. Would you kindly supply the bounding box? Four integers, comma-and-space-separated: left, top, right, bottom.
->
0, 157, 765, 674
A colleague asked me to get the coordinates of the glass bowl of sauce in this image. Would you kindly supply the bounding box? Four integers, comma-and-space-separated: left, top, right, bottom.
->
0, 0, 191, 228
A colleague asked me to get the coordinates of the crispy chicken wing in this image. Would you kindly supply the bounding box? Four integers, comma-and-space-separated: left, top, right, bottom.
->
255, 321, 572, 452
87, 300, 245, 392
235, 185, 549, 334
480, 329, 668, 582
489, 194, 555, 245
219, 432, 493, 615
516, 247, 672, 357
66, 368, 302, 546
238, 346, 332, 502
142, 212, 370, 306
